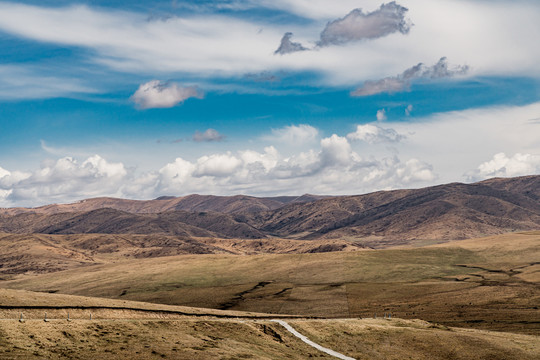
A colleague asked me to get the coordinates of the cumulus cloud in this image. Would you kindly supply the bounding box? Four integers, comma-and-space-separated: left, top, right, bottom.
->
467, 153, 540, 181
146, 135, 434, 196
376, 109, 387, 121
0, 136, 439, 206
0, 166, 10, 179
193, 129, 225, 142
194, 153, 242, 177
347, 124, 405, 144
0, 155, 127, 206
274, 32, 307, 55
318, 2, 411, 47
351, 57, 469, 96
363, 157, 436, 185
131, 80, 202, 109
265, 124, 319, 144
320, 134, 356, 166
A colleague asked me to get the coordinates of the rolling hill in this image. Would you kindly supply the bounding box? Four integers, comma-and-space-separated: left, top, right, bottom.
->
0, 193, 328, 216
0, 175, 538, 245
242, 176, 540, 246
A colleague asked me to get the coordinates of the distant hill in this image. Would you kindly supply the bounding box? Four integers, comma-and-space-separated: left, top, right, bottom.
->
0, 175, 538, 246
0, 194, 328, 216
241, 175, 540, 246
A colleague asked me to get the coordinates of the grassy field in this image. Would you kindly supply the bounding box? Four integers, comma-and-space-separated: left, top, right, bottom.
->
0, 317, 538, 359
2, 232, 539, 334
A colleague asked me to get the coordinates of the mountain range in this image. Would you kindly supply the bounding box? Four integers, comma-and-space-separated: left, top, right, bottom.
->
1, 175, 538, 248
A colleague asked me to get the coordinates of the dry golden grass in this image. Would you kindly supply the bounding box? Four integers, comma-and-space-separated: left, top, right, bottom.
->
0, 232, 364, 278
1, 232, 539, 334
0, 317, 538, 359
0, 288, 296, 321
288, 318, 540, 360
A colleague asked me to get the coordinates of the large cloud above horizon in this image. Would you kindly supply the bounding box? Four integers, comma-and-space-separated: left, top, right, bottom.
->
0, 135, 436, 207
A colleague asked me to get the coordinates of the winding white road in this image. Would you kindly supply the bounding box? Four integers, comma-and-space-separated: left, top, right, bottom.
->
271, 319, 355, 360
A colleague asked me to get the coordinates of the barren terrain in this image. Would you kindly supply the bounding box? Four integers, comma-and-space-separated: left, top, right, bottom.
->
2, 232, 539, 335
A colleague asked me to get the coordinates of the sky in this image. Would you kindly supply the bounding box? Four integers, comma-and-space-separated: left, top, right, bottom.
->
0, 0, 539, 207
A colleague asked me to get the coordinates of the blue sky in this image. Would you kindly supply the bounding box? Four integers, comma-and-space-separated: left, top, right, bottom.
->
0, 0, 539, 207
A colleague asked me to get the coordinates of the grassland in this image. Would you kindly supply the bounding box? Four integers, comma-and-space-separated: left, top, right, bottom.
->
2, 232, 539, 335
0, 314, 538, 359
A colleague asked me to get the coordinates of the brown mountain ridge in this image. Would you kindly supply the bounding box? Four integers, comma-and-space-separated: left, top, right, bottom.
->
0, 175, 538, 246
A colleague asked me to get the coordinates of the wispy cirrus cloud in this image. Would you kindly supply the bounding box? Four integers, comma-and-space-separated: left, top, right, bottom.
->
0, 65, 96, 100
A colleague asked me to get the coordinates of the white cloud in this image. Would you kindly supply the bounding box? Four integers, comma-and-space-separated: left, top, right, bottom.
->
0, 0, 538, 93
376, 109, 387, 121
193, 129, 225, 142
0, 167, 12, 201
467, 153, 540, 181
255, 0, 387, 21
131, 80, 202, 109
265, 124, 319, 144
0, 65, 95, 100
0, 155, 127, 206
239, 146, 279, 173
156, 157, 197, 193
194, 153, 242, 177
386, 101, 540, 183
347, 124, 405, 144
0, 166, 10, 179
0, 136, 439, 206
362, 157, 436, 185
320, 134, 355, 166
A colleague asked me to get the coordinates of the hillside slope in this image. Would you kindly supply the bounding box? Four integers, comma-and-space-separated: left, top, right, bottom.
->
0, 176, 538, 244
0, 194, 327, 216
240, 176, 540, 245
